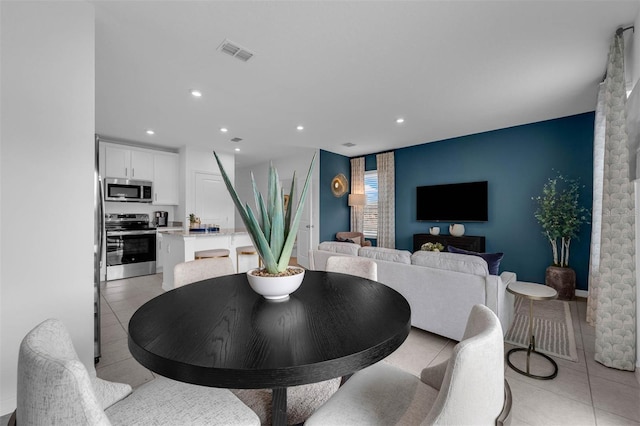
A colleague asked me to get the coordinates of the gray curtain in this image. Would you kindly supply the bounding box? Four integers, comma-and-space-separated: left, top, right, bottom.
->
376, 152, 395, 248
350, 157, 365, 233
586, 32, 636, 371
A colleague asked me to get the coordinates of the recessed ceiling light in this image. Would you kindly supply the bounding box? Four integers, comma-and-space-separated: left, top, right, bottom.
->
396, 118, 405, 124
190, 89, 202, 97
220, 127, 228, 133
296, 125, 304, 131
234, 147, 240, 152
146, 129, 155, 135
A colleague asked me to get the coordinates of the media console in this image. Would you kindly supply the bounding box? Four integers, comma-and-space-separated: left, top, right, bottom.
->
413, 234, 485, 253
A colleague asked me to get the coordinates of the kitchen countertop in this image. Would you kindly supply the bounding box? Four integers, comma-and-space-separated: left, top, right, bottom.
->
159, 229, 249, 237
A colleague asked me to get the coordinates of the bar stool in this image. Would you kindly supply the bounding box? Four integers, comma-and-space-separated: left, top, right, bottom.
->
236, 245, 260, 273
194, 249, 230, 260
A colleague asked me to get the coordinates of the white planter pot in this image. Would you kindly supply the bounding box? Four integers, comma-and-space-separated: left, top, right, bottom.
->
246, 267, 305, 300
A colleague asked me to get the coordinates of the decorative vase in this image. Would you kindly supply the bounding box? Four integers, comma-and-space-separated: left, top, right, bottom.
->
246, 267, 305, 300
545, 265, 575, 300
429, 226, 440, 235
449, 224, 465, 237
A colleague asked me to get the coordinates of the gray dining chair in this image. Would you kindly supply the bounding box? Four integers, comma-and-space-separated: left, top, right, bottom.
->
174, 256, 235, 287
325, 255, 378, 281
14, 318, 260, 425
305, 304, 511, 425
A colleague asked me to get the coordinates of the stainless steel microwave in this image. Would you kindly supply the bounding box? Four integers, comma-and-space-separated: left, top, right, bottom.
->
104, 178, 153, 202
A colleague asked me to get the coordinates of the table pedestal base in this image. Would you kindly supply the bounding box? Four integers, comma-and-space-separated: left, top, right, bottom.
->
272, 388, 287, 426
507, 346, 558, 380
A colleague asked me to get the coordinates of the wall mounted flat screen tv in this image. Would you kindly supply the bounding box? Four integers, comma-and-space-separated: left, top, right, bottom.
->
416, 181, 488, 222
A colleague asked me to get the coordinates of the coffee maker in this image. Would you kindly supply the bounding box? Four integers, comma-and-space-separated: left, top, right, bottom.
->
154, 211, 168, 227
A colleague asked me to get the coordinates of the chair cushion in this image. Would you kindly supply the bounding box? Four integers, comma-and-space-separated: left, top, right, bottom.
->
358, 247, 411, 264
306, 362, 437, 426
318, 241, 360, 256
447, 246, 504, 275
231, 378, 340, 425
91, 377, 132, 409
410, 250, 489, 276
105, 376, 260, 425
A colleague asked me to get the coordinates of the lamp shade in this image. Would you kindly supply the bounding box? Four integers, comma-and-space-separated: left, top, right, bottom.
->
348, 193, 366, 206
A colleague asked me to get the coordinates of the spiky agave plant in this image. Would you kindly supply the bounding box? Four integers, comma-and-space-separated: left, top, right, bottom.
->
213, 151, 316, 275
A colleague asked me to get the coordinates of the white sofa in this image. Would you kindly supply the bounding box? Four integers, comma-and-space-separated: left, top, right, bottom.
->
310, 242, 516, 341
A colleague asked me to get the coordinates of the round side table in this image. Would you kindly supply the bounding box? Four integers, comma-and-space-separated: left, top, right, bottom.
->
506, 281, 559, 380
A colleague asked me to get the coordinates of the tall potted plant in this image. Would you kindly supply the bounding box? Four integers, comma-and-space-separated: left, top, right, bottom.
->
533, 172, 589, 299
213, 151, 316, 299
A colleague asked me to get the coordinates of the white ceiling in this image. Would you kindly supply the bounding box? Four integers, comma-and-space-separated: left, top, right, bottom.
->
94, 1, 639, 167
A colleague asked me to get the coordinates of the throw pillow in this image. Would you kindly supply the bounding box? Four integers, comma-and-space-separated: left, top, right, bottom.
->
447, 246, 504, 275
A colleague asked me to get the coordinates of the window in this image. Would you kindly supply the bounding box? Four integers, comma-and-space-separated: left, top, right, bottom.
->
363, 170, 378, 238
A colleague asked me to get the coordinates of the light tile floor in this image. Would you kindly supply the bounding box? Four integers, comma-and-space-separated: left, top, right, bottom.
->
95, 273, 640, 426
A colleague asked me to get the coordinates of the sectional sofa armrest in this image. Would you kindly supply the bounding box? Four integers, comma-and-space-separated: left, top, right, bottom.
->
485, 271, 517, 336
498, 271, 516, 334
500, 271, 516, 286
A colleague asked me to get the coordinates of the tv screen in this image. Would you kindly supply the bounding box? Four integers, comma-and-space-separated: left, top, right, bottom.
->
416, 181, 488, 222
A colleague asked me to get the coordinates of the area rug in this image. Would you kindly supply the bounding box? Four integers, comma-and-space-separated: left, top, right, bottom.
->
504, 297, 578, 362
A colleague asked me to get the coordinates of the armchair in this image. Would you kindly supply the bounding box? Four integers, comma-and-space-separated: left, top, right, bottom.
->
336, 232, 371, 247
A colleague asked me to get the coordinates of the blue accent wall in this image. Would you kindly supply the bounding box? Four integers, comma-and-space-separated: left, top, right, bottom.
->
318, 112, 594, 291
395, 112, 594, 290
319, 150, 350, 243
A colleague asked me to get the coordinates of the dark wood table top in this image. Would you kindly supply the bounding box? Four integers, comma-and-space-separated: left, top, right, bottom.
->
128, 270, 411, 390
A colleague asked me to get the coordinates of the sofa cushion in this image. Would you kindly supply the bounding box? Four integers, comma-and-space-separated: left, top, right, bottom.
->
358, 247, 411, 264
410, 251, 489, 276
447, 246, 504, 275
318, 241, 360, 256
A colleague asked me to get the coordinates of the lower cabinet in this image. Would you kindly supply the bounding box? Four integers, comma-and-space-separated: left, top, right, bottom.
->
413, 234, 485, 253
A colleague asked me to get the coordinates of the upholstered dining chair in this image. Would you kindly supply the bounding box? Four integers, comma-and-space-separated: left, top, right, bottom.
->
336, 231, 372, 247
14, 318, 260, 426
305, 304, 512, 425
326, 255, 378, 281
174, 256, 235, 287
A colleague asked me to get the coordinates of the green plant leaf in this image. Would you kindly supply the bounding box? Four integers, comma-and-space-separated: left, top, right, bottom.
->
213, 150, 316, 275
277, 152, 316, 271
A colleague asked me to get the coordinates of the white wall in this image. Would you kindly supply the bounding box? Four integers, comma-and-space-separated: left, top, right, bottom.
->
0, 2, 95, 415
181, 148, 235, 229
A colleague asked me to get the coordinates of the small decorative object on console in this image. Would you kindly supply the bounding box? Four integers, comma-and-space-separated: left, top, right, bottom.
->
449, 223, 465, 236
429, 226, 440, 235
421, 242, 444, 252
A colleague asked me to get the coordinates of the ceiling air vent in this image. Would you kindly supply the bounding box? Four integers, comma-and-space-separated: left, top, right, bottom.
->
218, 39, 254, 62
342, 142, 356, 147
230, 137, 243, 143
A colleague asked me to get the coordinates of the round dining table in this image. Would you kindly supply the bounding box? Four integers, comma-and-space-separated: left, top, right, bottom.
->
128, 270, 411, 426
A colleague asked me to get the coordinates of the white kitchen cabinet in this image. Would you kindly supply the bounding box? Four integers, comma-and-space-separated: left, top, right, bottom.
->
156, 232, 163, 272
153, 152, 179, 205
104, 145, 154, 181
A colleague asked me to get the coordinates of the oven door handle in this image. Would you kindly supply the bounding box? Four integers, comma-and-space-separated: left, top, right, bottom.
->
107, 230, 157, 236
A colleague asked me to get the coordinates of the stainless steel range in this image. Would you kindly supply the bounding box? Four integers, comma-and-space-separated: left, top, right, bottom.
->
105, 213, 157, 281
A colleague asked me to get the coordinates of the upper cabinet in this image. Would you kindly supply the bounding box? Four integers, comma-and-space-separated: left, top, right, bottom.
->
102, 142, 180, 206
153, 152, 179, 205
104, 145, 154, 181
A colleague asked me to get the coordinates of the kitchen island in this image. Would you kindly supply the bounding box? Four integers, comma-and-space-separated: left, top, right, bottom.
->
158, 230, 253, 291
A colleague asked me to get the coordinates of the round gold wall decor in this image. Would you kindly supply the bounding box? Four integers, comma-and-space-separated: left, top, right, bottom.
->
331, 174, 348, 197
